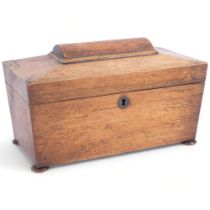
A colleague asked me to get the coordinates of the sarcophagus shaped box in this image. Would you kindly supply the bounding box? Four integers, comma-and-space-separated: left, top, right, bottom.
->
3, 38, 207, 172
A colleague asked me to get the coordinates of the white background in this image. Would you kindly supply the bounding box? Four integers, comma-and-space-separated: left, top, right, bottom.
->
0, 0, 210, 209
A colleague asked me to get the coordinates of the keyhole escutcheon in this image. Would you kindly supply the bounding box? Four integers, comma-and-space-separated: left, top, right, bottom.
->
118, 96, 130, 109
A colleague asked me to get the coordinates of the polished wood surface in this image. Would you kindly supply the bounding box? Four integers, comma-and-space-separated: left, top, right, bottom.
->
32, 83, 204, 167
3, 48, 207, 105
2, 38, 207, 169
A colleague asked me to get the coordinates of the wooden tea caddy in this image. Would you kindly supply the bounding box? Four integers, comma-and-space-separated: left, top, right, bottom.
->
3, 38, 207, 172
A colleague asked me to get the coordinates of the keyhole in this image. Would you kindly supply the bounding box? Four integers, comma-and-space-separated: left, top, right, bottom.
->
118, 96, 130, 109
122, 98, 126, 106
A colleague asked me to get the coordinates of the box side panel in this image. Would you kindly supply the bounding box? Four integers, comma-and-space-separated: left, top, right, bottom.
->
3, 61, 29, 104
31, 83, 204, 167
6, 83, 36, 163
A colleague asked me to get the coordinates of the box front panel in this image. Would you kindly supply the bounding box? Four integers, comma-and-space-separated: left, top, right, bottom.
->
31, 83, 204, 166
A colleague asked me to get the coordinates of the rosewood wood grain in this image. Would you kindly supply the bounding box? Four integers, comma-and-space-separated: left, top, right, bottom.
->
50, 38, 158, 63
31, 83, 204, 167
28, 63, 206, 105
2, 38, 207, 170
4, 48, 207, 105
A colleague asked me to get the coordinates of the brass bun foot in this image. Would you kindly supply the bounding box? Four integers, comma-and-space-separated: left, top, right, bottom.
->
31, 165, 50, 173
12, 139, 19, 145
181, 140, 197, 145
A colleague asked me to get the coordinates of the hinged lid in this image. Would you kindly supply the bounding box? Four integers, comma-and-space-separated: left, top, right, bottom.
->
3, 38, 207, 105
